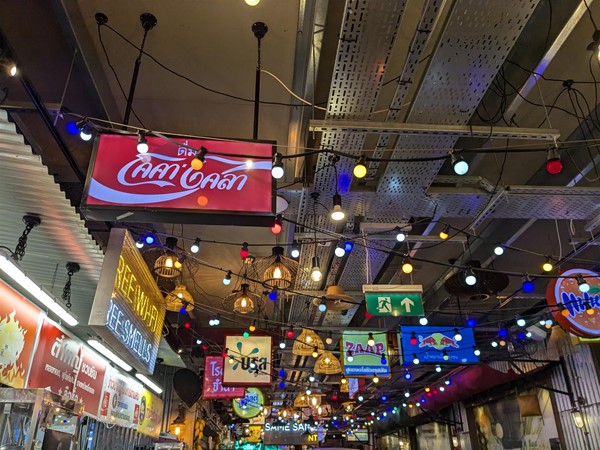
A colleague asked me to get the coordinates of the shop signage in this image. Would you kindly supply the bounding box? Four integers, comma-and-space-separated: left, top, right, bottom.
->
223, 335, 272, 385
400, 326, 479, 364
547, 268, 600, 337
363, 284, 424, 317
263, 422, 325, 445
341, 330, 390, 377
234, 443, 262, 450
81, 134, 275, 225
203, 356, 245, 399
98, 366, 141, 428
27, 318, 107, 417
348, 377, 360, 399
138, 387, 164, 438
88, 228, 166, 374
233, 388, 264, 418
0, 279, 42, 388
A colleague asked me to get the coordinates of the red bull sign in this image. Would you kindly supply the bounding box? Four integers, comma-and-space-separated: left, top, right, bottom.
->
547, 268, 600, 337
400, 326, 479, 364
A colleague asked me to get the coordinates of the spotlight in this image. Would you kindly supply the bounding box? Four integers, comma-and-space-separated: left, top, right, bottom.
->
439, 225, 450, 240
191, 147, 207, 170
335, 242, 346, 258
240, 242, 249, 259
396, 229, 407, 242
77, 121, 93, 141
419, 317, 429, 326
344, 241, 354, 253
542, 258, 554, 272
451, 151, 469, 175
577, 274, 590, 293
310, 256, 323, 282
493, 244, 504, 256
546, 146, 563, 175
190, 238, 201, 254
464, 268, 477, 286
223, 271, 232, 285
353, 155, 368, 178
135, 238, 144, 249
66, 121, 79, 135
330, 194, 345, 221
272, 153, 284, 179
435, 364, 441, 373
522, 274, 535, 293
367, 333, 375, 347
412, 354, 420, 365
401, 257, 413, 274
270, 215, 283, 234
453, 328, 462, 342
318, 297, 327, 312
137, 131, 149, 154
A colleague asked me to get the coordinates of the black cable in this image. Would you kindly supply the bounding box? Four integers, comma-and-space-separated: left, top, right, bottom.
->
583, 0, 598, 31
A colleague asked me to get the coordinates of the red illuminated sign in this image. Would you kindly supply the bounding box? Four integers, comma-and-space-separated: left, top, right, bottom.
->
81, 134, 275, 224
203, 356, 245, 399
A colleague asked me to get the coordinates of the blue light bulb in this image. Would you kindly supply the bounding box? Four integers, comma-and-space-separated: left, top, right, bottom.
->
66, 121, 79, 135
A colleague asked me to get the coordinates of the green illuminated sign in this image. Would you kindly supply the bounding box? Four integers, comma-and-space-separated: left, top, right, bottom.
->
364, 286, 424, 317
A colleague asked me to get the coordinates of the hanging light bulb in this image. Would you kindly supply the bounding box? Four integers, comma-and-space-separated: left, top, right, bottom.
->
586, 302, 595, 315
453, 328, 462, 341
577, 274, 590, 293
240, 242, 250, 259
353, 155, 368, 178
473, 346, 481, 356
516, 317, 526, 327
330, 194, 346, 221
136, 131, 149, 153
346, 351, 354, 362
409, 332, 418, 346
450, 151, 469, 175
77, 121, 93, 141
419, 317, 429, 326
312, 346, 319, 358
466, 317, 477, 327
279, 340, 286, 349
546, 146, 563, 175
372, 375, 380, 384
325, 332, 333, 345
271, 153, 284, 179
270, 215, 283, 234
310, 256, 323, 282
341, 376, 347, 385
380, 353, 387, 365
464, 268, 477, 286
290, 240, 301, 259
7, 63, 17, 77
542, 258, 554, 272
493, 243, 504, 256
191, 147, 207, 170
404, 390, 410, 398
318, 297, 327, 313
335, 241, 346, 258
190, 238, 201, 254
435, 364, 442, 373
401, 257, 413, 274
404, 370, 412, 380
442, 350, 449, 361
561, 306, 570, 317
439, 225, 450, 240
396, 229, 407, 242
249, 321, 257, 332
412, 354, 420, 365
135, 238, 144, 249
223, 270, 232, 285
286, 327, 295, 339
367, 333, 375, 347
522, 274, 535, 293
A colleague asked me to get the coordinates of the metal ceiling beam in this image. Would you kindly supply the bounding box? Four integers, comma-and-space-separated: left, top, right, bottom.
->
309, 119, 560, 141
294, 232, 467, 243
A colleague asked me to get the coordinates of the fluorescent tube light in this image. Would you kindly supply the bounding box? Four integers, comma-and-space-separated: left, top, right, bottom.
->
87, 339, 133, 372
135, 373, 163, 394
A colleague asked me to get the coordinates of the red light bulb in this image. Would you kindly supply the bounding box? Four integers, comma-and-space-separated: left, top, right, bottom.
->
546, 158, 563, 175
409, 333, 417, 346
240, 242, 249, 259
184, 322, 191, 329
202, 344, 209, 350
222, 351, 228, 358
270, 217, 283, 234
286, 328, 294, 339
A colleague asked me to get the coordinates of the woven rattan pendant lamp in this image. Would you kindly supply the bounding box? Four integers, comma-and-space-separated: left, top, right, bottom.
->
292, 328, 324, 356
222, 283, 261, 315
314, 350, 341, 375
257, 246, 298, 289
153, 237, 182, 279
165, 284, 195, 312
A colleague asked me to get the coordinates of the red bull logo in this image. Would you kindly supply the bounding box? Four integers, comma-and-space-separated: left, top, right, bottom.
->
418, 332, 459, 350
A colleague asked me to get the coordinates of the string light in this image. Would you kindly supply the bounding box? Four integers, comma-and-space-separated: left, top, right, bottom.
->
190, 238, 201, 254
330, 194, 346, 221
77, 121, 93, 141
542, 258, 554, 272
577, 275, 590, 293
439, 225, 450, 240
318, 297, 327, 312
346, 351, 354, 362
335, 241, 346, 258
270, 215, 283, 234
367, 333, 375, 347
290, 241, 300, 259
451, 151, 469, 175
491, 341, 498, 347
410, 332, 418, 345
279, 340, 286, 349
442, 350, 449, 361
240, 242, 250, 259
344, 241, 354, 253
401, 257, 413, 274
353, 155, 367, 178
516, 317, 526, 327
464, 268, 477, 286
419, 317, 429, 326
271, 153, 284, 179
404, 370, 412, 380
312, 346, 319, 358
435, 364, 442, 373
7, 63, 17, 77
586, 302, 595, 315
453, 328, 462, 341
223, 271, 232, 285
561, 306, 570, 317
546, 146, 563, 175
404, 390, 410, 398
380, 353, 387, 365
249, 321, 257, 333
373, 375, 380, 384
143, 233, 156, 245
493, 243, 504, 256
473, 346, 481, 356
522, 274, 535, 293
191, 147, 207, 170
341, 376, 348, 385
137, 131, 149, 153
466, 317, 477, 327
326, 332, 333, 345
135, 238, 144, 249
412, 354, 420, 365
396, 229, 407, 242
286, 327, 294, 339
310, 256, 323, 282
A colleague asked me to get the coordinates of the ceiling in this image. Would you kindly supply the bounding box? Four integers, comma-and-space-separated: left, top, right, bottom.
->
1, 0, 600, 433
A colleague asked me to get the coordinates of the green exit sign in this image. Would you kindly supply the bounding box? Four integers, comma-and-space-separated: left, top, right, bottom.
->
364, 285, 424, 317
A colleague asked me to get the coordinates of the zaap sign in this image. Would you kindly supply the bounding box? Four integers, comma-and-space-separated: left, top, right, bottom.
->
548, 268, 600, 337
81, 134, 275, 225
88, 229, 166, 374
341, 330, 390, 377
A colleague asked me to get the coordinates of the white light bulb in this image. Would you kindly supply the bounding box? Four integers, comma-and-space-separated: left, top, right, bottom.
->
272, 166, 284, 179
80, 129, 93, 141
311, 266, 323, 282
494, 245, 504, 256
453, 160, 469, 175
465, 273, 477, 286
279, 341, 286, 349
335, 246, 346, 257
291, 248, 300, 258
331, 206, 345, 221
396, 232, 406, 242
245, 0, 260, 5
137, 142, 149, 154
241, 298, 248, 308
419, 317, 428, 326
246, 159, 254, 168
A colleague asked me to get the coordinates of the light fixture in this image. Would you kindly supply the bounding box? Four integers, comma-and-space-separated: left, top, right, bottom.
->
522, 274, 535, 293
372, 375, 380, 384
344, 241, 353, 253
466, 317, 476, 327
493, 243, 504, 256
445, 378, 452, 386
245, 0, 260, 6
229, 284, 257, 314
271, 153, 284, 179
249, 321, 257, 333
450, 151, 469, 175
473, 346, 481, 356
7, 63, 17, 77
464, 267, 477, 286
491, 340, 498, 348
439, 225, 450, 240
0, 252, 78, 326
290, 241, 300, 259
341, 376, 347, 385
77, 121, 93, 142
259, 246, 297, 289
404, 390, 410, 398
191, 147, 207, 171
419, 317, 429, 326
312, 346, 319, 358
542, 258, 554, 272
143, 233, 157, 245
546, 146, 563, 175
223, 271, 232, 285
442, 350, 449, 361
516, 317, 526, 327
380, 353, 387, 365
404, 370, 412, 380
357, 394, 364, 402
412, 354, 420, 365
137, 131, 149, 154
453, 328, 463, 342
572, 408, 585, 428
286, 327, 295, 339
410, 332, 418, 345
269, 288, 278, 301
353, 155, 368, 178
330, 194, 346, 221
367, 332, 375, 347
318, 297, 327, 313
401, 257, 413, 274
586, 302, 595, 315
577, 274, 590, 293
346, 351, 354, 362
396, 229, 406, 242
310, 256, 323, 282
326, 332, 333, 345
135, 373, 163, 394
190, 238, 201, 254
165, 284, 194, 313
335, 241, 346, 258
279, 340, 286, 349
135, 238, 144, 249
270, 215, 283, 234
435, 364, 442, 373
87, 339, 132, 372
240, 242, 249, 259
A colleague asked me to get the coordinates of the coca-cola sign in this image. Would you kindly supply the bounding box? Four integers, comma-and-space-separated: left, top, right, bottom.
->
81, 134, 275, 224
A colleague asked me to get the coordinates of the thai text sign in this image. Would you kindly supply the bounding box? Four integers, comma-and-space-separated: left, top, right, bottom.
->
341, 331, 390, 377
27, 318, 107, 417
98, 367, 141, 428
400, 326, 479, 364
203, 356, 245, 399
81, 134, 275, 224
89, 228, 165, 374
363, 284, 424, 317
548, 268, 600, 337
0, 279, 41, 388
138, 387, 164, 438
233, 388, 264, 419
223, 335, 272, 386
263, 422, 325, 445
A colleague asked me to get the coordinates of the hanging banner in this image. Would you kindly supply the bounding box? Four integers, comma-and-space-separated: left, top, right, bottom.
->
88, 228, 166, 375
0, 279, 41, 388
27, 318, 107, 417
223, 335, 272, 386
81, 134, 275, 225
138, 388, 164, 438
547, 268, 600, 337
98, 367, 141, 428
203, 356, 245, 399
233, 388, 264, 418
400, 326, 479, 364
340, 331, 390, 377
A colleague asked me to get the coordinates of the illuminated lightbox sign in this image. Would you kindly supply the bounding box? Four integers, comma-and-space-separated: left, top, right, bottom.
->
399, 326, 479, 364
223, 335, 272, 386
203, 356, 245, 399
89, 229, 166, 374
341, 330, 390, 377
263, 422, 325, 445
81, 134, 275, 225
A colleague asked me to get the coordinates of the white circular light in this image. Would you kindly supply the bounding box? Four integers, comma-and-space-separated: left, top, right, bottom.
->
9, 65, 17, 77
335, 247, 346, 258
419, 317, 428, 326
453, 160, 469, 175
465, 274, 477, 286
474, 348, 481, 356
491, 341, 498, 348
311, 267, 322, 282
517, 318, 526, 327
318, 303, 327, 313
279, 341, 286, 349
190, 244, 200, 254
291, 249, 300, 258
579, 282, 590, 293
246, 159, 253, 168
494, 245, 504, 256
245, 0, 260, 5
396, 232, 406, 242
137, 142, 149, 154
272, 165, 284, 179
80, 130, 93, 141
331, 209, 346, 221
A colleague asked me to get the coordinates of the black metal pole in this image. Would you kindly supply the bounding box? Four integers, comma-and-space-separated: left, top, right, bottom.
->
123, 13, 157, 126
252, 22, 268, 140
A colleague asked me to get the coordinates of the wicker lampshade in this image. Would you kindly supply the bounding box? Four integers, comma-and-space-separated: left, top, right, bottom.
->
256, 246, 298, 289
153, 252, 182, 279
342, 401, 354, 413
222, 283, 261, 315
293, 394, 310, 408
278, 406, 294, 419
292, 328, 324, 356
165, 284, 195, 312
314, 351, 342, 375
308, 394, 322, 408
314, 403, 332, 417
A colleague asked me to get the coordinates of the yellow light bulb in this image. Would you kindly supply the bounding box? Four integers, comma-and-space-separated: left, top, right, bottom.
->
249, 324, 256, 332
439, 230, 449, 240
273, 267, 282, 279
191, 157, 204, 171
353, 163, 367, 179
165, 257, 174, 268
241, 298, 248, 308
542, 261, 553, 272
174, 426, 181, 436
174, 260, 183, 269
402, 262, 413, 274
561, 308, 570, 317
373, 376, 379, 384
